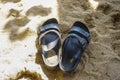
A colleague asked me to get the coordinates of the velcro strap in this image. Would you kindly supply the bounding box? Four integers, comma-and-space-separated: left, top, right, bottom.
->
39, 30, 61, 40
40, 23, 60, 33
67, 33, 88, 49
70, 26, 91, 42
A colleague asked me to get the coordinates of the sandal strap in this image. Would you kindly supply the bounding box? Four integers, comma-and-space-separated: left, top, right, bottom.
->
39, 23, 61, 52
39, 29, 61, 40
70, 26, 91, 42
40, 23, 60, 34
41, 38, 59, 51
67, 33, 88, 50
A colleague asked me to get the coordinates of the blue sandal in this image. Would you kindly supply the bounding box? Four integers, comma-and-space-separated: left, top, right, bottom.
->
38, 18, 61, 67
59, 21, 91, 72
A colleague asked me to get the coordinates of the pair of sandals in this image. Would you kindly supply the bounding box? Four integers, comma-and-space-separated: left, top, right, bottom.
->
38, 18, 91, 72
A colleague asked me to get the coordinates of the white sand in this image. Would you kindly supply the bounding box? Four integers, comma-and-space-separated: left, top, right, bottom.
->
0, 0, 58, 80
0, 0, 120, 80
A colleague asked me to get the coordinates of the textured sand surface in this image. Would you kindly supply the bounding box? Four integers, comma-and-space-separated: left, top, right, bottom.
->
0, 0, 120, 80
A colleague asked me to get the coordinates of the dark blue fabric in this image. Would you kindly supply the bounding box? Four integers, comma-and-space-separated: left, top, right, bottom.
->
60, 21, 91, 72
40, 23, 59, 32
41, 32, 58, 45
71, 26, 91, 42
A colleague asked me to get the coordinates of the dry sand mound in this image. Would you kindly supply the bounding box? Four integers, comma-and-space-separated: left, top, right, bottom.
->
0, 0, 120, 80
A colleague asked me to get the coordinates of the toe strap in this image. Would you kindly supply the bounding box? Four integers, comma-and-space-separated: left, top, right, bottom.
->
67, 33, 88, 50
40, 23, 60, 34
70, 26, 91, 43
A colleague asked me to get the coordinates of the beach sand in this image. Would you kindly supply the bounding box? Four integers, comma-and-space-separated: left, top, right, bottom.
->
0, 0, 120, 80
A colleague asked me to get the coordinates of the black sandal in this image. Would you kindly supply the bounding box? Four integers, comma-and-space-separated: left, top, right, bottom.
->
59, 21, 91, 72
38, 18, 61, 67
